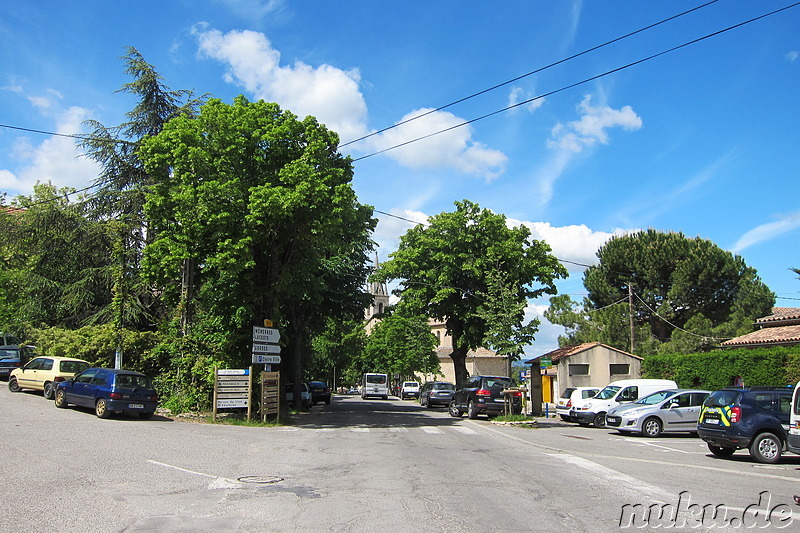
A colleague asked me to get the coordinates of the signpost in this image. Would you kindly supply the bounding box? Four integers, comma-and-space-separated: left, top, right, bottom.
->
540, 356, 552, 368
261, 371, 280, 420
213, 368, 252, 421
253, 322, 283, 417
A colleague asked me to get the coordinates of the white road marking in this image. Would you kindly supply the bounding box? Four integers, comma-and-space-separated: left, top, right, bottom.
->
451, 426, 478, 435
147, 459, 241, 490
421, 426, 443, 434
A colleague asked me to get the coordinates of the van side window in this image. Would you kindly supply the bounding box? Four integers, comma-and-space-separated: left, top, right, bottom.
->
618, 386, 638, 401
778, 395, 791, 415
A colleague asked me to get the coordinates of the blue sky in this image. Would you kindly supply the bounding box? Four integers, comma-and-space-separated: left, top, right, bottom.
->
1, 1, 799, 355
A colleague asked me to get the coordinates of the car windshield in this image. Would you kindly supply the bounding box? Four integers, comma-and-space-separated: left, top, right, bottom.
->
115, 374, 153, 389
595, 386, 621, 400
60, 360, 90, 373
433, 383, 454, 390
705, 390, 741, 408
634, 391, 674, 405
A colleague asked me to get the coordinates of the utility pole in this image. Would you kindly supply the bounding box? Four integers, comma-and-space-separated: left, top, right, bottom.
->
628, 284, 636, 354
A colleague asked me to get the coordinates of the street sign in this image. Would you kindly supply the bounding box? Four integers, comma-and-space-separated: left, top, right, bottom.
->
218, 368, 249, 376
216, 398, 248, 408
253, 326, 280, 344
540, 357, 552, 367
252, 343, 281, 354
253, 354, 281, 364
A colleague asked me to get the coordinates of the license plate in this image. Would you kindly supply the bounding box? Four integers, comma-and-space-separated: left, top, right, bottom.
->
129, 403, 144, 409
494, 398, 505, 402
607, 417, 619, 423
704, 417, 719, 425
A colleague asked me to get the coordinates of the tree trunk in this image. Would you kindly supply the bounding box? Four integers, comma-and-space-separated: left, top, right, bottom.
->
450, 345, 469, 389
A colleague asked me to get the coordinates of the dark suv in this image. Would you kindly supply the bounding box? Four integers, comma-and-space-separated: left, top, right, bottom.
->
697, 387, 792, 464
449, 375, 522, 419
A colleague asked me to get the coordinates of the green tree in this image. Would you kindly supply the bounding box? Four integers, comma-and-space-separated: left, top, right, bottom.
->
374, 200, 567, 387
362, 307, 440, 378
139, 96, 375, 407
309, 318, 367, 389
548, 230, 774, 355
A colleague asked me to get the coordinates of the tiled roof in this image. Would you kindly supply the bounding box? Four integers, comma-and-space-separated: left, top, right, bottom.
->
756, 307, 800, 325
719, 324, 800, 347
523, 342, 641, 364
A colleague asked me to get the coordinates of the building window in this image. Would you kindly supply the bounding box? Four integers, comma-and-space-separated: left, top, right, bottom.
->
378, 303, 384, 314
610, 364, 630, 375
568, 364, 590, 376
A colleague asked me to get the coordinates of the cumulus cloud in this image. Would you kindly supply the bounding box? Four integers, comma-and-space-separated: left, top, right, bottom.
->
532, 94, 642, 206
508, 86, 545, 113
787, 51, 799, 62
369, 108, 507, 180
3, 106, 102, 195
730, 213, 800, 253
193, 26, 507, 180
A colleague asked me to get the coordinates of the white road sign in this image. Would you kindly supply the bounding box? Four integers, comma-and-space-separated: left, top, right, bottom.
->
253, 354, 281, 364
253, 326, 280, 344
252, 343, 281, 354
216, 398, 248, 408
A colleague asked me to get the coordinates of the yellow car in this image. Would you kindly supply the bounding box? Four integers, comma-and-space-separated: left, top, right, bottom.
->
9, 356, 91, 399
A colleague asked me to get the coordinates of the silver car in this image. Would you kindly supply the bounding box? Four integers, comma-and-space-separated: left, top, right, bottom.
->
604, 389, 710, 437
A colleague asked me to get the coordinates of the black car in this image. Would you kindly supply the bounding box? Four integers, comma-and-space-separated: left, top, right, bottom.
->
697, 387, 792, 464
0, 346, 33, 380
307, 381, 331, 405
419, 381, 455, 408
449, 375, 522, 419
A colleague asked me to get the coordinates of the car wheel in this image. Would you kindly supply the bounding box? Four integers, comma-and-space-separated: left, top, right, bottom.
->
707, 443, 736, 458
95, 398, 111, 419
54, 389, 68, 408
749, 432, 782, 464
467, 400, 479, 420
426, 397, 433, 408
139, 411, 155, 420
642, 417, 662, 437
449, 401, 463, 418
8, 377, 21, 393
593, 412, 606, 428
43, 381, 55, 400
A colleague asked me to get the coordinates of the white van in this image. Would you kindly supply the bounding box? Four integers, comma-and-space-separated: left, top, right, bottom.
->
361, 373, 389, 400
788, 381, 800, 455
571, 379, 678, 428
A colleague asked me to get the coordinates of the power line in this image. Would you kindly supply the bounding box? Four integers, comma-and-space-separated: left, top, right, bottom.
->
339, 0, 720, 148
351, 2, 800, 162
0, 123, 134, 145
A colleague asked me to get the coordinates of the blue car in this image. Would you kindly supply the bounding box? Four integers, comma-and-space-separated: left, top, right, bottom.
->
55, 368, 159, 419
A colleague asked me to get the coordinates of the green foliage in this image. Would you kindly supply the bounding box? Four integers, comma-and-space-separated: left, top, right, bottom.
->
362, 308, 440, 377
374, 200, 566, 386
548, 230, 774, 354
642, 347, 799, 389
309, 318, 366, 387
26, 324, 160, 368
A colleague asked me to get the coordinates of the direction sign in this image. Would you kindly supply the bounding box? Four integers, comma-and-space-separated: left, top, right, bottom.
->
218, 368, 249, 376
252, 343, 281, 354
216, 398, 248, 408
253, 326, 280, 344
253, 354, 281, 364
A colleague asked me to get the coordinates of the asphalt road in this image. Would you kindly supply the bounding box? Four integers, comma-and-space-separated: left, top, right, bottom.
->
2, 386, 799, 532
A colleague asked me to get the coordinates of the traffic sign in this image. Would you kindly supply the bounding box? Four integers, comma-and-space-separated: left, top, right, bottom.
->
252, 343, 281, 354
253, 326, 280, 344
253, 354, 281, 364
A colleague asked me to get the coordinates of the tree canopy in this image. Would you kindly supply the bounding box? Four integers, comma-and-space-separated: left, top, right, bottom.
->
374, 200, 567, 387
546, 229, 775, 355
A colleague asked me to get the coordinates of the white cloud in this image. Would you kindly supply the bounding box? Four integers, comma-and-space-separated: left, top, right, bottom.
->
213, 0, 285, 19
4, 106, 102, 195
369, 108, 507, 180
508, 86, 545, 113
533, 94, 642, 206
194, 26, 507, 180
787, 51, 799, 62
730, 213, 800, 253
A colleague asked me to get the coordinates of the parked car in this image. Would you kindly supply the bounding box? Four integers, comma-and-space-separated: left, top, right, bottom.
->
0, 332, 22, 348
400, 381, 420, 400
307, 381, 331, 405
0, 346, 31, 380
54, 368, 159, 419
556, 387, 600, 422
571, 379, 678, 428
449, 375, 522, 419
285, 383, 312, 408
605, 389, 710, 437
697, 386, 793, 463
419, 381, 455, 408
9, 356, 91, 399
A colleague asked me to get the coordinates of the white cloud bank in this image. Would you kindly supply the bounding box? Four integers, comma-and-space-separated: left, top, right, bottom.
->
193, 26, 507, 180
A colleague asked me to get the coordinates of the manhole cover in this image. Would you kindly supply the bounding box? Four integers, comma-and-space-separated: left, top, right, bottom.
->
237, 475, 284, 484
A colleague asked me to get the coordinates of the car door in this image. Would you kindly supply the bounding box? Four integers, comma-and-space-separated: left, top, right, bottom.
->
68, 369, 98, 407
660, 393, 696, 432
16, 357, 44, 388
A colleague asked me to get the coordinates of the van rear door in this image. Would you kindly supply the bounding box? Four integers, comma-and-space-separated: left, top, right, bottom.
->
788, 382, 800, 454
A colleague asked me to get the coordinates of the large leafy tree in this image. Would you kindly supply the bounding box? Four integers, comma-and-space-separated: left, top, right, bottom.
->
374, 200, 567, 388
139, 96, 375, 406
362, 307, 440, 378
547, 229, 774, 354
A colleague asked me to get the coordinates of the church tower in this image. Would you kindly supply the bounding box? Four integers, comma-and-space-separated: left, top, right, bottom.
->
365, 253, 390, 329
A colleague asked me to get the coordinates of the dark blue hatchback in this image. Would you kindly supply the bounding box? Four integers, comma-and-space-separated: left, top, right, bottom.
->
55, 368, 159, 419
